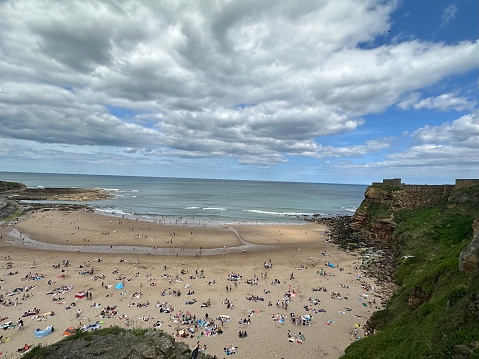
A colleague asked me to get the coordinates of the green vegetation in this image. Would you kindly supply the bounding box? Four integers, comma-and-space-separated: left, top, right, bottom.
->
362, 200, 392, 223
21, 346, 48, 359
342, 186, 479, 359
0, 180, 25, 191
2, 208, 24, 222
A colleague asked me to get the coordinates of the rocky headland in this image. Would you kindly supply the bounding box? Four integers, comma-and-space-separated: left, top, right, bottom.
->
10, 186, 110, 202
0, 181, 109, 221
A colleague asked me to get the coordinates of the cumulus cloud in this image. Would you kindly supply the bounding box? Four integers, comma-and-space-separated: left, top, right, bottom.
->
413, 94, 474, 111
385, 144, 478, 168
0, 82, 164, 147
398, 93, 475, 111
0, 0, 477, 173
412, 112, 479, 147
359, 113, 479, 170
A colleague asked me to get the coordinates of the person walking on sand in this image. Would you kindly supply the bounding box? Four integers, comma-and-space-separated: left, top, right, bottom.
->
191, 342, 200, 359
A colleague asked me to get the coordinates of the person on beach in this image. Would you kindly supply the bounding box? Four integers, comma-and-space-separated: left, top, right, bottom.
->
191, 343, 200, 359
17, 344, 29, 352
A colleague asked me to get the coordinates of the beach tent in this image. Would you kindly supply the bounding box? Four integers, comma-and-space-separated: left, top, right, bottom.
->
34, 326, 54, 338
115, 282, 124, 290
63, 326, 77, 336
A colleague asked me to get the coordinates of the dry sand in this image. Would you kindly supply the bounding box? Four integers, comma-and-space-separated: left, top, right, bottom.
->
0, 209, 382, 358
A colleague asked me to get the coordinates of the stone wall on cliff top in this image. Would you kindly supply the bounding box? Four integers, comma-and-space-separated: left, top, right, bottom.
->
369, 178, 457, 209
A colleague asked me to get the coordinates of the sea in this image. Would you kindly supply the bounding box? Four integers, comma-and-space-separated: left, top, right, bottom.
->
0, 172, 366, 226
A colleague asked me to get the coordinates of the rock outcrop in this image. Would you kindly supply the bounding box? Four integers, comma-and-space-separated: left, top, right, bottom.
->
1, 183, 110, 221
0, 181, 27, 192
24, 328, 215, 359
12, 187, 110, 201
0, 196, 23, 221
408, 286, 430, 309
459, 222, 479, 274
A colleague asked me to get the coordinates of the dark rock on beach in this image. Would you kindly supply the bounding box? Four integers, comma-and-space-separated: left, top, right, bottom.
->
23, 328, 215, 359
0, 182, 109, 221
0, 196, 23, 221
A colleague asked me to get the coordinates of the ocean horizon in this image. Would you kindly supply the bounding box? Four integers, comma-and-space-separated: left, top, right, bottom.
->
1, 172, 367, 225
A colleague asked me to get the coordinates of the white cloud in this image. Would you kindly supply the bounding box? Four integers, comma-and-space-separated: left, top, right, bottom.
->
441, 4, 457, 27
412, 112, 479, 147
321, 112, 479, 183
396, 92, 422, 110
414, 94, 474, 111
300, 139, 391, 159
350, 113, 479, 169
385, 144, 478, 168
398, 93, 475, 112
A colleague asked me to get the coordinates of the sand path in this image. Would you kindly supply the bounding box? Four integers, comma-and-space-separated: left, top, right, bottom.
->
3, 225, 272, 256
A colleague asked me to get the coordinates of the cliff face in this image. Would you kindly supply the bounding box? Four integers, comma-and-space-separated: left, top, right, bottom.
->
352, 181, 458, 241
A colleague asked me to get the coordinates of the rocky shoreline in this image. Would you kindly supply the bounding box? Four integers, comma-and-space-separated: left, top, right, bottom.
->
11, 186, 110, 201
310, 216, 399, 317
0, 186, 109, 221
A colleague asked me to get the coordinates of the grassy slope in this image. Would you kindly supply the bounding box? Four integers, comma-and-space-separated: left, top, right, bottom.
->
342, 186, 479, 359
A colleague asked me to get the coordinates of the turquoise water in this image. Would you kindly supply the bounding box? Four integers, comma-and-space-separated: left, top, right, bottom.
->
0, 172, 366, 225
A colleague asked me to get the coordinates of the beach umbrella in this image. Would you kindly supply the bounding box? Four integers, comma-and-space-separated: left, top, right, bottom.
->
115, 282, 124, 290
63, 326, 77, 336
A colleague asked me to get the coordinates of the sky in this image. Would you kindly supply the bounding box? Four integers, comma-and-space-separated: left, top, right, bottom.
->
0, 0, 477, 185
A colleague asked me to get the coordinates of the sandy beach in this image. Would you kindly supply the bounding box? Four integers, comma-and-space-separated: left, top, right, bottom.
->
0, 209, 382, 358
